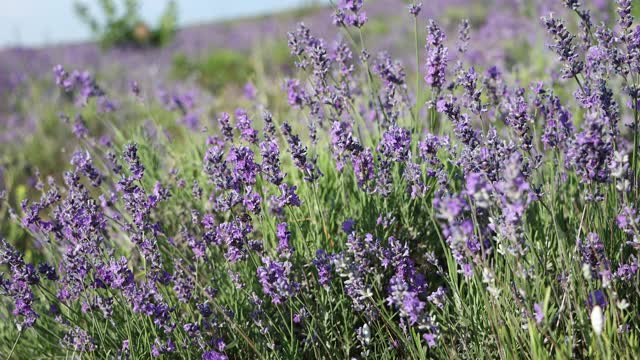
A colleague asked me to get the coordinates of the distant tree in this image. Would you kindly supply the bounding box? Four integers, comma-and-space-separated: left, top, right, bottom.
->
74, 0, 178, 49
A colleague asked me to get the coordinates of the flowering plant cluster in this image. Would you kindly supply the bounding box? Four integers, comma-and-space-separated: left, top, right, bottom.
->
2, 0, 640, 358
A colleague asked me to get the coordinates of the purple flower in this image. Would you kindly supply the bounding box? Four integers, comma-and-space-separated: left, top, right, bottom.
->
71, 151, 103, 187
227, 146, 259, 186
197, 302, 213, 318
540, 92, 574, 149
333, 0, 367, 28
282, 123, 321, 181
243, 190, 262, 214
408, 3, 422, 16
579, 233, 609, 268
172, 262, 194, 303
285, 79, 308, 107
425, 20, 448, 91
342, 219, 356, 233
457, 19, 471, 54
423, 333, 437, 348
235, 109, 258, 144
378, 125, 411, 162
259, 139, 284, 185
587, 290, 608, 309
214, 219, 252, 263
270, 184, 301, 215
95, 256, 133, 290
217, 112, 234, 143
151, 338, 176, 358
616, 255, 638, 281
203, 350, 229, 360
38, 263, 58, 281
53, 65, 69, 90
534, 303, 544, 324
61, 327, 96, 353
244, 82, 257, 100
566, 111, 613, 184
351, 148, 375, 190
72, 115, 89, 138
123, 143, 145, 180
204, 145, 231, 190
0, 239, 39, 328
276, 222, 293, 254
330, 120, 362, 171
427, 287, 447, 309
542, 15, 584, 79
256, 257, 299, 304
313, 250, 334, 288
130, 80, 141, 97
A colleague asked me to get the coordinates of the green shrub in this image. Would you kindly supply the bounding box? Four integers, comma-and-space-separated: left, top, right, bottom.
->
441, 2, 489, 29
171, 50, 254, 93
74, 0, 178, 49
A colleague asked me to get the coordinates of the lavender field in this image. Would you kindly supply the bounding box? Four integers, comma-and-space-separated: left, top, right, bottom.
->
1, 0, 640, 358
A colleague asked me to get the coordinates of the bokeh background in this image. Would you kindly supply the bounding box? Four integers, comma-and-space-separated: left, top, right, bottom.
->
0, 0, 330, 47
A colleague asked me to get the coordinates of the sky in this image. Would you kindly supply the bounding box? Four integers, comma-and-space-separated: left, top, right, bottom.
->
0, 0, 328, 48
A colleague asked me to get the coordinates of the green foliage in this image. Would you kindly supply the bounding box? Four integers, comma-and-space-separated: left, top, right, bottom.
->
441, 2, 489, 28
171, 50, 254, 93
363, 17, 390, 37
74, 0, 178, 49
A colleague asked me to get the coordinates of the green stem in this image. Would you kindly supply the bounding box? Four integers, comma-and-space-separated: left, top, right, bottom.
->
6, 330, 22, 360
414, 16, 421, 131
632, 97, 638, 198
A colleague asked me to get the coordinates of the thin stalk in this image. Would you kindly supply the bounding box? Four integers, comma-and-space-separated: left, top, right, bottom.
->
413, 16, 421, 130
632, 97, 638, 198
6, 330, 22, 360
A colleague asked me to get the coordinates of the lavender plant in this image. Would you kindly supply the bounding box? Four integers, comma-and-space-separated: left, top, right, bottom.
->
2, 0, 640, 359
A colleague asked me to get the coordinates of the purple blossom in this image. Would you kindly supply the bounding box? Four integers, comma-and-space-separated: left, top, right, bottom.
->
61, 327, 96, 353
0, 239, 39, 328
408, 3, 422, 16
578, 233, 611, 279
203, 350, 229, 360
256, 257, 299, 304
204, 145, 231, 190
333, 0, 367, 28
378, 125, 411, 162
342, 219, 356, 233
534, 303, 544, 324
587, 289, 608, 309
270, 183, 301, 215
244, 82, 257, 100
542, 15, 584, 79
227, 146, 259, 186
566, 111, 613, 183
123, 143, 145, 181
276, 222, 293, 254
235, 109, 258, 144
72, 115, 89, 138
425, 20, 448, 91
282, 123, 321, 181
217, 112, 234, 143
312, 250, 334, 288
259, 139, 284, 185
352, 148, 375, 190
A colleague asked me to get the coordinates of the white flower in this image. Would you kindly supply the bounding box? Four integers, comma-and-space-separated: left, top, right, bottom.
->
616, 179, 630, 192
582, 263, 591, 280
617, 299, 630, 311
359, 323, 371, 345
482, 267, 495, 284
591, 305, 604, 336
